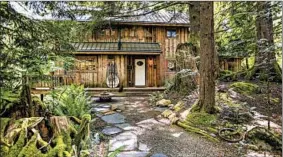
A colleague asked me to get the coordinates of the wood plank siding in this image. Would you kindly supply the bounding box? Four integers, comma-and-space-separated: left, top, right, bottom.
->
34, 24, 190, 88
34, 55, 160, 88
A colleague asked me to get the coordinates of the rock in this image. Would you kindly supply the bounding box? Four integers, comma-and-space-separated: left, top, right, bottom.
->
168, 113, 179, 124
161, 109, 173, 118
101, 113, 125, 124
109, 132, 138, 151
95, 113, 103, 117
115, 151, 149, 157
98, 104, 111, 108
154, 107, 167, 112
91, 107, 111, 113
151, 153, 168, 157
156, 99, 171, 107
136, 118, 163, 130
103, 111, 116, 115
93, 133, 100, 144
115, 123, 134, 131
157, 118, 171, 125
111, 104, 118, 110
228, 88, 240, 99
173, 101, 184, 112
138, 142, 151, 151
102, 127, 122, 135
111, 104, 126, 111
218, 84, 227, 92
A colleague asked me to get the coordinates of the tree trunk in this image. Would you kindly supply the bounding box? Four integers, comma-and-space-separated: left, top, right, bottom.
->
195, 2, 216, 113
189, 1, 200, 57
247, 1, 282, 81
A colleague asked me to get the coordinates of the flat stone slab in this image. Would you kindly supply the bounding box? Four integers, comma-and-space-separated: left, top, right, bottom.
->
154, 107, 168, 112
151, 153, 168, 157
98, 104, 111, 108
116, 151, 149, 157
101, 113, 125, 124
157, 118, 171, 125
102, 127, 122, 135
136, 118, 163, 130
115, 123, 134, 130
109, 132, 137, 151
92, 107, 111, 113
138, 142, 151, 151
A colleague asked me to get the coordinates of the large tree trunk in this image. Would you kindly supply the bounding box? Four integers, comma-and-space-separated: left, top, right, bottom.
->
194, 2, 216, 113
189, 1, 200, 58
247, 1, 282, 81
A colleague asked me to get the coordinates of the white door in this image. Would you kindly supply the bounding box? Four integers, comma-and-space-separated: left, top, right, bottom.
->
135, 59, 146, 86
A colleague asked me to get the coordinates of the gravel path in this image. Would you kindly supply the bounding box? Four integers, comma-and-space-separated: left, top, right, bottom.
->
91, 97, 239, 157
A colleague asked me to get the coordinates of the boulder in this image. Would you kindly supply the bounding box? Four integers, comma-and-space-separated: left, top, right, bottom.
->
161, 109, 173, 118
156, 99, 171, 107
111, 104, 126, 111
173, 101, 184, 112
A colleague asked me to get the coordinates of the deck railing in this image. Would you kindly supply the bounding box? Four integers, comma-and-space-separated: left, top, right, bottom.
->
31, 75, 76, 88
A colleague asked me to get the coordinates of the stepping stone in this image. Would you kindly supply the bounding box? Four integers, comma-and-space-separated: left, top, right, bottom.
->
157, 118, 171, 125
154, 107, 167, 112
95, 113, 103, 118
151, 153, 168, 157
101, 113, 125, 124
136, 118, 163, 130
92, 107, 110, 113
102, 127, 122, 135
138, 142, 151, 151
109, 131, 137, 151
115, 123, 134, 130
98, 104, 111, 108
115, 151, 149, 157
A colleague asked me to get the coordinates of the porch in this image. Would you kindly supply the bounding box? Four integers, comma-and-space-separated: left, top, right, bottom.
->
31, 87, 165, 97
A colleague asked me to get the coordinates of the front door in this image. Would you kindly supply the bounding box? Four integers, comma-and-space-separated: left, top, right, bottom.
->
135, 59, 146, 86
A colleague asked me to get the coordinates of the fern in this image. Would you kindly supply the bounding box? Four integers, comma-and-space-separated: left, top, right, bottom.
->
44, 85, 91, 117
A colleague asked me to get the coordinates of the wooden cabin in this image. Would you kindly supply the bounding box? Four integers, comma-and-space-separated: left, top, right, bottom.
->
219, 56, 244, 72
36, 10, 190, 88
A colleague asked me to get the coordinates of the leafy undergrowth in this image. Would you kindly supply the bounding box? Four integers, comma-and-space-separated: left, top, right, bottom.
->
0, 84, 94, 157
44, 84, 92, 117
229, 81, 260, 95
228, 81, 282, 124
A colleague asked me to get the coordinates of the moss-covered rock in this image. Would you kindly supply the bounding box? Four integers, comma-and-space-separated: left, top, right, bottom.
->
156, 99, 171, 107
229, 82, 260, 95
173, 101, 184, 112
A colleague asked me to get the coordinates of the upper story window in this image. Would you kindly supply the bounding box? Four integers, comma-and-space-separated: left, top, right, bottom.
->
167, 30, 177, 38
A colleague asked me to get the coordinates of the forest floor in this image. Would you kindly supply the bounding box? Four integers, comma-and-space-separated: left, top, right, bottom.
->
218, 81, 282, 125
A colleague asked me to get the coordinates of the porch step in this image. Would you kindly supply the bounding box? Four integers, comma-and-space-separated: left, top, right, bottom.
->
86, 87, 165, 97
32, 87, 165, 97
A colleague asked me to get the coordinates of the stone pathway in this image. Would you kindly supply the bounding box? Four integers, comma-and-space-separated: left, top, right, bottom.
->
90, 97, 239, 157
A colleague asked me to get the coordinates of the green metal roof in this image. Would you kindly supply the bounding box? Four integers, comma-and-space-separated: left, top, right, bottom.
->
72, 42, 161, 53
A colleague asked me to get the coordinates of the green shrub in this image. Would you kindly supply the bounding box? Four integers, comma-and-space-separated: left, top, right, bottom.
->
44, 85, 91, 117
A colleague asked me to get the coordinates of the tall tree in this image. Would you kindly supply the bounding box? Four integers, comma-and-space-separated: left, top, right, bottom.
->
247, 1, 282, 81
194, 2, 216, 113
189, 2, 200, 57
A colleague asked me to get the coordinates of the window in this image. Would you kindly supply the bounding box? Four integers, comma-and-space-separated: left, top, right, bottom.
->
167, 30, 177, 38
